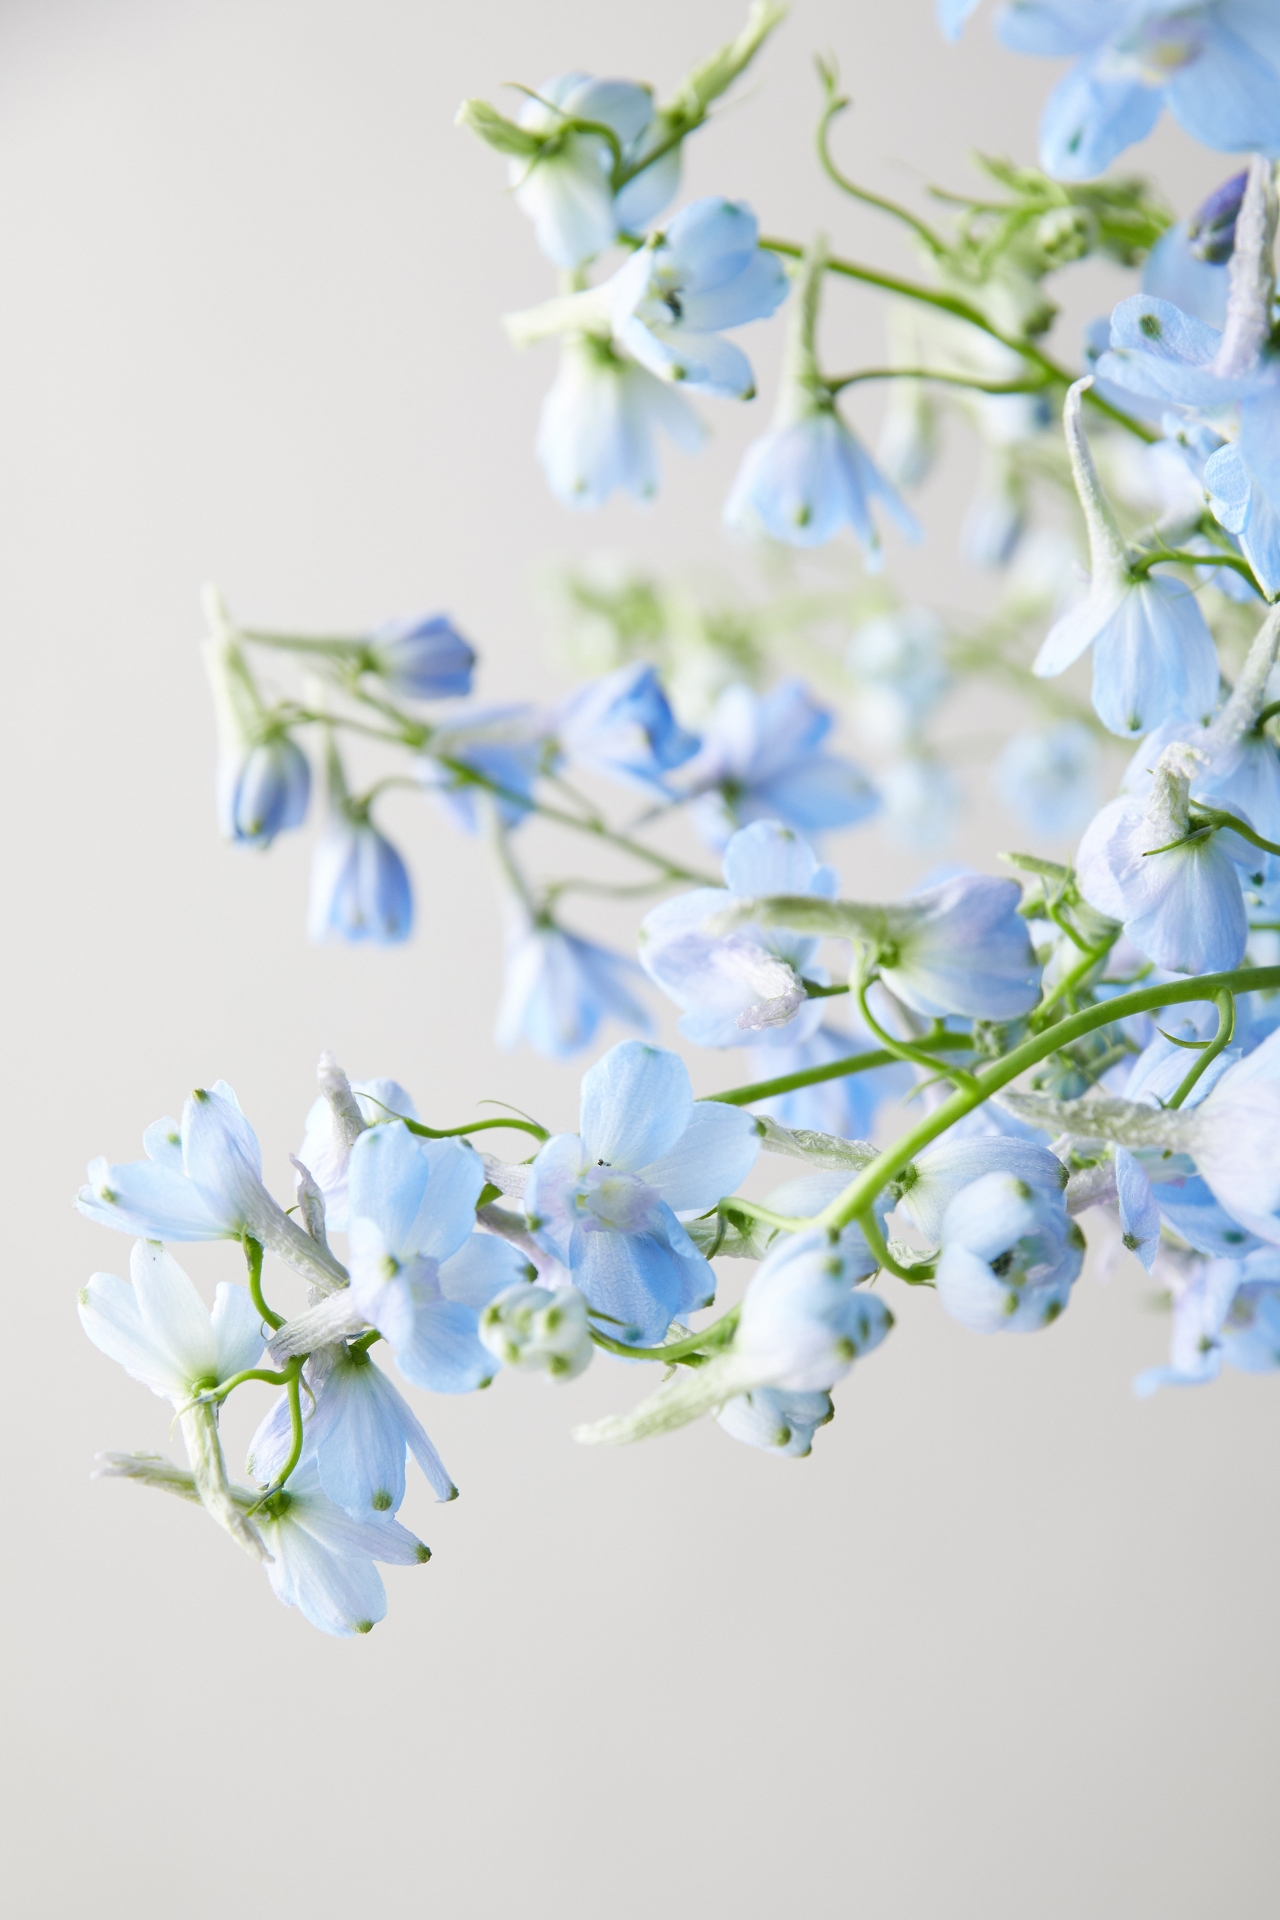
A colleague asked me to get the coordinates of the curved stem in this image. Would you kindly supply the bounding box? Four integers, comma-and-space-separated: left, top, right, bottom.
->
1129, 547, 1263, 594
815, 84, 947, 258
857, 979, 981, 1093
589, 1306, 741, 1365
857, 1204, 935, 1286
243, 1235, 284, 1333
403, 1114, 550, 1145
826, 366, 1049, 396
1192, 808, 1280, 860
1167, 988, 1235, 1109
702, 1031, 975, 1107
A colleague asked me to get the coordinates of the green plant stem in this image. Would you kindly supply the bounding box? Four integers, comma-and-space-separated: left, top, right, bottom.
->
243, 1236, 284, 1332
815, 965, 1280, 1233
589, 1306, 741, 1364
251, 1363, 306, 1507
857, 979, 981, 1093
857, 1204, 935, 1285
1167, 988, 1235, 1109
403, 1114, 550, 1145
702, 1030, 975, 1106
826, 366, 1049, 395
1129, 547, 1263, 594
815, 83, 948, 258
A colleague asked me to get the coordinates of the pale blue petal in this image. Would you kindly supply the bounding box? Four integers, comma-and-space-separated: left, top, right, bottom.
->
211, 1282, 267, 1379
1164, 20, 1280, 151
1116, 1147, 1161, 1271
76, 1156, 229, 1241
635, 1099, 760, 1213
437, 1232, 535, 1308
129, 1240, 217, 1383
392, 1298, 495, 1393
1038, 64, 1162, 181
78, 1271, 186, 1397
579, 1040, 693, 1170
346, 1122, 430, 1256
569, 1221, 685, 1345
721, 820, 832, 896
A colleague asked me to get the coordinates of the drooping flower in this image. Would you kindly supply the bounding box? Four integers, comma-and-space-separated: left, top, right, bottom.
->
677, 679, 879, 848
1135, 1248, 1280, 1393
308, 813, 412, 945
554, 660, 699, 792
935, 1170, 1085, 1333
534, 332, 706, 508
1033, 380, 1219, 739
495, 917, 652, 1058
1076, 740, 1256, 972
639, 820, 836, 1047
366, 614, 476, 700
894, 1136, 1068, 1245
524, 1040, 760, 1346
77, 1081, 347, 1294
715, 1385, 835, 1457
253, 1461, 430, 1638
415, 706, 544, 833
204, 631, 311, 848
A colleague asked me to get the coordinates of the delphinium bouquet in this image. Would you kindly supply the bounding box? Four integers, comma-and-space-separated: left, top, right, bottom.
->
79, 2, 1280, 1634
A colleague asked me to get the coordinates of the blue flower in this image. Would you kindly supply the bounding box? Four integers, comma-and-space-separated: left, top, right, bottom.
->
639, 820, 837, 1048
496, 918, 652, 1058
309, 811, 413, 944
1034, 382, 1219, 738
368, 615, 476, 700
79, 1239, 264, 1406
508, 74, 680, 269
895, 1137, 1069, 1245
535, 333, 706, 508
610, 197, 789, 400
937, 0, 983, 37
251, 1460, 430, 1638
555, 660, 699, 792
1077, 740, 1255, 972
879, 758, 962, 851
217, 737, 311, 848
994, 722, 1102, 838
415, 706, 544, 833
871, 872, 1043, 1021
679, 679, 879, 848
989, 3, 1280, 179
524, 1040, 760, 1346
1134, 1249, 1280, 1393
935, 1168, 1084, 1333
725, 403, 919, 561
731, 1226, 893, 1388
715, 1385, 835, 1457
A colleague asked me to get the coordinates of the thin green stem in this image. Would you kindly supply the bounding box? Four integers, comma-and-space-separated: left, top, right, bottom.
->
826, 366, 1049, 396
1129, 547, 1262, 594
858, 979, 981, 1093
349, 1329, 383, 1357
800, 978, 851, 999
1190, 809, 1280, 861
251, 1364, 306, 1506
403, 1114, 551, 1145
243, 1236, 284, 1333
702, 1031, 975, 1106
201, 1365, 296, 1405
857, 1204, 935, 1285
815, 83, 948, 258
1253, 701, 1280, 732
588, 1306, 741, 1365
1167, 988, 1235, 1109
815, 965, 1280, 1233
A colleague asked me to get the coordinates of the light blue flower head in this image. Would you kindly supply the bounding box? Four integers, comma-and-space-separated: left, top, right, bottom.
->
935, 1168, 1084, 1333
508, 73, 679, 269
555, 660, 699, 792
496, 918, 651, 1059
368, 614, 476, 700
524, 1040, 760, 1346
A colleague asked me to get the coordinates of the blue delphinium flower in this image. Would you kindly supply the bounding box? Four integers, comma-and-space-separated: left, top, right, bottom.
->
524, 1040, 760, 1346
994, 722, 1102, 838
1135, 1249, 1280, 1394
935, 1168, 1084, 1333
535, 333, 706, 508
368, 614, 476, 700
872, 873, 1044, 1021
958, 4, 1280, 180
251, 1459, 430, 1638
724, 242, 918, 562
217, 737, 311, 849
1096, 158, 1280, 595
1077, 739, 1256, 972
610, 197, 789, 399
1034, 381, 1219, 738
77, 1080, 347, 1292
478, 1279, 594, 1380
309, 809, 413, 945
715, 1385, 835, 1457
495, 916, 652, 1058
639, 820, 836, 1047
248, 1344, 458, 1515
415, 706, 544, 833
555, 660, 699, 792
296, 1061, 417, 1233
895, 1137, 1069, 1245
729, 1225, 893, 1387
679, 679, 879, 848
507, 74, 680, 269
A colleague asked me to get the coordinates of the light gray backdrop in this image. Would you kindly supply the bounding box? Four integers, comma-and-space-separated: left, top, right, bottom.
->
1, 3, 1271, 1915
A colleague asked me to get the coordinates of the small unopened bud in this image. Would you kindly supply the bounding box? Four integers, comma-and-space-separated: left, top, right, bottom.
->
479, 1282, 592, 1381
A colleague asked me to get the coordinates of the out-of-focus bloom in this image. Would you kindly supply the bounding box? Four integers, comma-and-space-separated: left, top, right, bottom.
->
879, 757, 961, 851
1077, 740, 1255, 972
994, 722, 1102, 838
368, 615, 475, 699
962, 454, 1028, 569
1135, 1248, 1280, 1393
525, 1040, 760, 1346
479, 1280, 593, 1379
496, 917, 651, 1058
748, 1024, 912, 1142
535, 333, 706, 508
847, 608, 951, 749
415, 706, 544, 833
962, 4, 1280, 180
679, 679, 879, 848
77, 1080, 347, 1293
296, 1058, 415, 1235
1033, 382, 1219, 739
309, 811, 412, 945
730, 1228, 893, 1389
555, 660, 698, 792
253, 1461, 430, 1638
204, 633, 311, 848
935, 1169, 1084, 1333
639, 820, 835, 1047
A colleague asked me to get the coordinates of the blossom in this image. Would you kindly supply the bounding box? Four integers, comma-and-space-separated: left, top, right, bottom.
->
367, 615, 476, 700
554, 660, 698, 792
730, 1229, 893, 1390
77, 1081, 347, 1294
479, 1280, 593, 1379
415, 706, 544, 833
895, 1137, 1068, 1245
1076, 740, 1255, 972
296, 1060, 418, 1234
1134, 1249, 1280, 1393
678, 679, 879, 848
276, 1121, 530, 1391
308, 810, 412, 945
978, 4, 1280, 180
1033, 381, 1219, 739
609, 197, 788, 400
524, 1040, 760, 1346
639, 820, 836, 1047
747, 1024, 912, 1141
534, 333, 706, 508
253, 1461, 430, 1637
935, 1170, 1085, 1333
204, 631, 310, 848
248, 1344, 458, 1515
715, 1386, 834, 1456
495, 917, 651, 1058
994, 723, 1102, 838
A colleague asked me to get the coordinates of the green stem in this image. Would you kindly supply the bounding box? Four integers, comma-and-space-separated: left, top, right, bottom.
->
1167, 988, 1235, 1109
203, 1365, 297, 1403
589, 1306, 740, 1365
252, 1363, 306, 1505
815, 83, 948, 258
1253, 701, 1280, 732
857, 1205, 935, 1285
403, 1114, 550, 1145
857, 978, 980, 1093
243, 1236, 284, 1332
826, 366, 1049, 396
702, 1031, 975, 1106
1191, 809, 1280, 861
815, 965, 1280, 1233
1129, 547, 1262, 594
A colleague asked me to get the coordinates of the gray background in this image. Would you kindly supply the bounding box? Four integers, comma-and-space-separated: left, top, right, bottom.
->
1, 2, 1271, 1915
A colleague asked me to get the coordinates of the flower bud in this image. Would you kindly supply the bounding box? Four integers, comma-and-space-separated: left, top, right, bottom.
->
479, 1281, 592, 1380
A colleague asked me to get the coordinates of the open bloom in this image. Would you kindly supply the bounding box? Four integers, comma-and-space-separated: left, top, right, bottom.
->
535, 332, 706, 508
254, 1461, 430, 1638
678, 679, 878, 848
495, 917, 651, 1059
415, 705, 544, 833
525, 1040, 760, 1346
554, 660, 698, 792
1135, 1249, 1280, 1393
936, 1170, 1085, 1333
204, 631, 310, 848
954, 4, 1280, 179
639, 820, 836, 1047
296, 1062, 417, 1234
1033, 381, 1219, 738
1077, 740, 1255, 972
367, 615, 475, 699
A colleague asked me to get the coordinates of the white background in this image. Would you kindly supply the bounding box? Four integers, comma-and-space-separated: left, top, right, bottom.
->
0, 3, 1272, 1915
